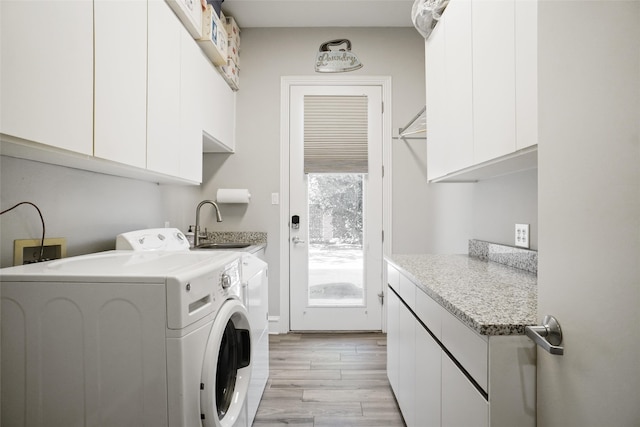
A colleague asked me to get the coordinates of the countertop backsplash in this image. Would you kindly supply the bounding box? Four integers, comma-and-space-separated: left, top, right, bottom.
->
469, 239, 537, 274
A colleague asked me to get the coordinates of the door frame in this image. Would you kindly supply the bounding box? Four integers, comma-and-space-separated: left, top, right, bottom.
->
278, 75, 393, 334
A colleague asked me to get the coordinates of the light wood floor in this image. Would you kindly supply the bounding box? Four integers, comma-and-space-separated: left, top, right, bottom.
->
252, 333, 405, 427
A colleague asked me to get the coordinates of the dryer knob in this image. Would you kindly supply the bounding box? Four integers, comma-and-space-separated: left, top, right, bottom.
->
221, 273, 231, 289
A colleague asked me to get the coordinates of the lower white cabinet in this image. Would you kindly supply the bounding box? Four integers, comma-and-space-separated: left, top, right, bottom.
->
441, 356, 489, 427
415, 325, 441, 427
386, 288, 400, 393
398, 305, 416, 426
386, 262, 535, 427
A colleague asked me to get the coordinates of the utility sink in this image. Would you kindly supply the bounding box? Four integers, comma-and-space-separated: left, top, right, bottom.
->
195, 242, 252, 249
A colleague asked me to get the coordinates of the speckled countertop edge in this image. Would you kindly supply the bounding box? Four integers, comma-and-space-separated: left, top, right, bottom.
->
386, 254, 537, 336
197, 231, 267, 254
204, 231, 267, 245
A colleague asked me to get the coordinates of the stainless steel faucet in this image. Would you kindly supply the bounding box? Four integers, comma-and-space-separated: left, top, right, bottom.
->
195, 200, 223, 247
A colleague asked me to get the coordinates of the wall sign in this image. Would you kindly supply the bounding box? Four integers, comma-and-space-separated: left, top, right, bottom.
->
314, 39, 363, 73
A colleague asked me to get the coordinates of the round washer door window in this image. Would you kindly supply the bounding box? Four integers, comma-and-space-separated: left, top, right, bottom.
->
201, 299, 251, 427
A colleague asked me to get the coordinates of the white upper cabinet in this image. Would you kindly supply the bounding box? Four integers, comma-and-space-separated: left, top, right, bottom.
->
147, 0, 182, 177
94, 0, 148, 168
179, 30, 205, 182
472, 0, 516, 164
425, 0, 538, 182
426, 0, 474, 181
202, 59, 237, 153
444, 0, 474, 172
425, 15, 448, 180
0, 0, 93, 155
515, 0, 538, 150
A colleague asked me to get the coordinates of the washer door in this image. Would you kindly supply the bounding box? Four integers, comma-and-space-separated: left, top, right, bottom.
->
201, 299, 251, 427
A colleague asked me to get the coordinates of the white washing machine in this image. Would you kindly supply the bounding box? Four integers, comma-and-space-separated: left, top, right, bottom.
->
1, 240, 251, 427
116, 228, 268, 426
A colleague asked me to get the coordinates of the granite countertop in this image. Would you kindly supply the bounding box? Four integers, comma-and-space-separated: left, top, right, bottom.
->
195, 231, 267, 254
386, 253, 537, 336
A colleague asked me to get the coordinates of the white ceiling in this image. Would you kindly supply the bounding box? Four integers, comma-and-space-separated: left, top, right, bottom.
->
220, 0, 416, 28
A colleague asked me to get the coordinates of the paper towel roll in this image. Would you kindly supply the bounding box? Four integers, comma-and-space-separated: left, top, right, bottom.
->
216, 189, 251, 204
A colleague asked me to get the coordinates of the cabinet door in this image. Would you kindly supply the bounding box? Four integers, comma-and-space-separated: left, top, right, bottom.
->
415, 325, 441, 427
386, 287, 400, 393
442, 355, 489, 427
202, 59, 237, 153
147, 0, 181, 177
0, 0, 93, 155
179, 32, 204, 183
398, 305, 416, 426
443, 0, 474, 172
94, 0, 147, 168
425, 21, 448, 180
515, 0, 538, 150
472, 0, 516, 164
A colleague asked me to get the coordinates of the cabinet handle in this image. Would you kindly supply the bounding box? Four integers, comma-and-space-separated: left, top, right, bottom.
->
525, 315, 564, 355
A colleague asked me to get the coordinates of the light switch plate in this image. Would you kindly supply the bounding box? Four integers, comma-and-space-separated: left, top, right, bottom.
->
515, 224, 530, 248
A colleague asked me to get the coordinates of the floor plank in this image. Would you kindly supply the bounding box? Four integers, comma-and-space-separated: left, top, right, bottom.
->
253, 333, 405, 426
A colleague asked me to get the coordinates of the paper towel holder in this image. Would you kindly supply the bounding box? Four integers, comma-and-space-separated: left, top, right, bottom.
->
216, 188, 252, 204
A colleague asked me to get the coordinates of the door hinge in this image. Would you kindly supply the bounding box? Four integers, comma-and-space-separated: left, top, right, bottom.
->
382, 230, 384, 243
382, 165, 384, 178
378, 291, 384, 305
381, 101, 384, 114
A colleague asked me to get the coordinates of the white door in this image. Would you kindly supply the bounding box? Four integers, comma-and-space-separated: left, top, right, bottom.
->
536, 2, 639, 426
289, 85, 383, 331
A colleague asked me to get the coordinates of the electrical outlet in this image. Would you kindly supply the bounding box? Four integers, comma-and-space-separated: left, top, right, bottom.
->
14, 238, 67, 266
515, 224, 530, 248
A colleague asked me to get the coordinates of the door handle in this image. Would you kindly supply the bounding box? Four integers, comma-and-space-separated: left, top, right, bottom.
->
292, 237, 305, 245
525, 315, 564, 355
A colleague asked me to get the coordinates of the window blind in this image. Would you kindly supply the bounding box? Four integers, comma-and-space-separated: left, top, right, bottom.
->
304, 95, 368, 173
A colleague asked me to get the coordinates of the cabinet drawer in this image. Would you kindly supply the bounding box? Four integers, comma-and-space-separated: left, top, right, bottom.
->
399, 274, 416, 311
387, 264, 400, 293
442, 355, 489, 427
441, 307, 488, 392
415, 288, 442, 339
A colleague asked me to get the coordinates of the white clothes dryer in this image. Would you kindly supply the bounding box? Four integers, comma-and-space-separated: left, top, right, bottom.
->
0, 248, 251, 427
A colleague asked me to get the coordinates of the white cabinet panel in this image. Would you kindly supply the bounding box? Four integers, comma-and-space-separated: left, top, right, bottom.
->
398, 305, 416, 427
472, 0, 516, 164
399, 274, 416, 311
442, 356, 489, 427
415, 325, 441, 427
386, 287, 400, 393
425, 22, 448, 181
387, 264, 400, 293
179, 32, 204, 182
0, 0, 93, 155
515, 0, 538, 150
94, 0, 147, 168
443, 0, 474, 172
147, 0, 182, 177
441, 306, 488, 392
202, 60, 237, 153
415, 288, 442, 339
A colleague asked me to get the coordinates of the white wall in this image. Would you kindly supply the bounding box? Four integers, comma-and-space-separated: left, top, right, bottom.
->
0, 156, 165, 267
